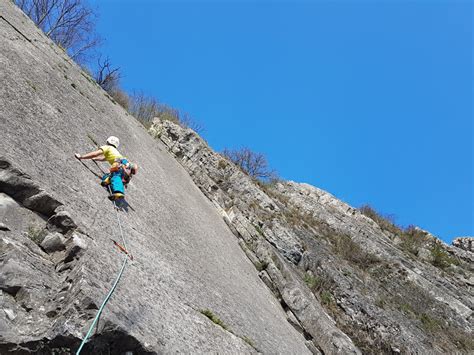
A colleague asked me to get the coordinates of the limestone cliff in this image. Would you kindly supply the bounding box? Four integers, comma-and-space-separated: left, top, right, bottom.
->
0, 1, 472, 354
1, 2, 312, 353
149, 119, 473, 354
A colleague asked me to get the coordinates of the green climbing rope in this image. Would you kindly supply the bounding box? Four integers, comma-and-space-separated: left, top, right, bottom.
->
76, 195, 129, 354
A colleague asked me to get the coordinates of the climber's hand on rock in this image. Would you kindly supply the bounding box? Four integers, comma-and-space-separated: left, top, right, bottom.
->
75, 153, 82, 160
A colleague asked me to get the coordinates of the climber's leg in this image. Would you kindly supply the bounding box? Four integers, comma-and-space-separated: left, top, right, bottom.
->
109, 170, 125, 199
101, 173, 111, 186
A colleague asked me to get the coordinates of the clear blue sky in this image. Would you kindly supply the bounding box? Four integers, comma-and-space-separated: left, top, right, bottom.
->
90, 0, 472, 243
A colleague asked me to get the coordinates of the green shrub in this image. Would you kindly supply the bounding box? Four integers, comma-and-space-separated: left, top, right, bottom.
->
375, 297, 387, 309
259, 184, 290, 206
359, 205, 401, 235
420, 313, 442, 332
320, 291, 333, 305
400, 225, 427, 256
331, 233, 380, 269
359, 205, 430, 256
27, 225, 46, 244
399, 303, 415, 316
304, 273, 320, 291
253, 224, 264, 236
255, 260, 269, 272
431, 244, 459, 270
217, 159, 228, 170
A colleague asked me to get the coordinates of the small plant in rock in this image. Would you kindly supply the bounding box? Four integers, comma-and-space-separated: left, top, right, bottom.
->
253, 224, 264, 236
359, 204, 402, 236
399, 303, 415, 316
331, 233, 380, 270
420, 313, 442, 332
217, 159, 228, 170
260, 184, 290, 207
255, 260, 269, 272
358, 205, 433, 258
304, 273, 320, 291
375, 296, 387, 309
399, 225, 427, 256
27, 225, 47, 244
200, 309, 228, 330
320, 291, 333, 306
430, 244, 459, 270
248, 200, 259, 212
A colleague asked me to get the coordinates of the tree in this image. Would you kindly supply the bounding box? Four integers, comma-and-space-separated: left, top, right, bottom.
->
129, 92, 204, 133
129, 92, 162, 123
15, 0, 100, 63
179, 111, 204, 134
222, 147, 276, 180
95, 56, 121, 93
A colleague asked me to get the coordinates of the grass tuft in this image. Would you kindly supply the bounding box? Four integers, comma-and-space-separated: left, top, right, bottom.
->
430, 244, 460, 270
27, 225, 47, 244
199, 309, 228, 330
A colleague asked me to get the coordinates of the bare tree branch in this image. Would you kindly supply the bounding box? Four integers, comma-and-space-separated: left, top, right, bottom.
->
128, 92, 204, 133
222, 147, 276, 181
15, 0, 100, 64
94, 56, 121, 93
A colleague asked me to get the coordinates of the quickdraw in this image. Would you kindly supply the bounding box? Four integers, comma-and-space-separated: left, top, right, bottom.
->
111, 239, 134, 260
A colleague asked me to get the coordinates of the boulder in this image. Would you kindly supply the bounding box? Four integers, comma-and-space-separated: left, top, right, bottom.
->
40, 232, 66, 253
47, 211, 77, 233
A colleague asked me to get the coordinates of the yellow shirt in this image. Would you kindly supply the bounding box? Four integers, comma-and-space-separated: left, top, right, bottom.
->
100, 145, 123, 165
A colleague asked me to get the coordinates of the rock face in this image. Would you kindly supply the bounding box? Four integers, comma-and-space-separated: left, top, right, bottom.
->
453, 237, 474, 253
151, 119, 474, 354
0, 1, 472, 354
0, 2, 312, 354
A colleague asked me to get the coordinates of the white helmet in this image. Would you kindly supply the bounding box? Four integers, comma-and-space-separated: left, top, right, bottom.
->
106, 136, 120, 148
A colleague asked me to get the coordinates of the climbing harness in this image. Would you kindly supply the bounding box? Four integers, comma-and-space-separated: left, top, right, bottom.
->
75, 188, 130, 354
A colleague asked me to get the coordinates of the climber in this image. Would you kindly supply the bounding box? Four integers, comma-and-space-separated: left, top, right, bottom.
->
75, 136, 138, 200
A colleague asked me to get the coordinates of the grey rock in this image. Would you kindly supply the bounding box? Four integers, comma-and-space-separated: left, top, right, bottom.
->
63, 232, 87, 263
47, 211, 77, 233
259, 270, 279, 296
0, 192, 46, 233
0, 2, 312, 353
453, 237, 474, 253
305, 340, 323, 355
0, 223, 10, 231
3, 309, 16, 321
286, 310, 304, 333
152, 119, 473, 354
40, 232, 66, 253
23, 190, 62, 217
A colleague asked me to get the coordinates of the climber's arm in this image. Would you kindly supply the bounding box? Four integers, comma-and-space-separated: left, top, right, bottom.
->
75, 149, 103, 160
92, 154, 106, 161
